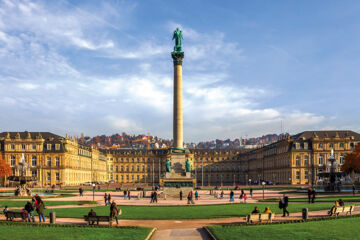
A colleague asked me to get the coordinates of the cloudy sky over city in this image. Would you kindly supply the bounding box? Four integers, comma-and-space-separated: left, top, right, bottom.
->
0, 0, 360, 142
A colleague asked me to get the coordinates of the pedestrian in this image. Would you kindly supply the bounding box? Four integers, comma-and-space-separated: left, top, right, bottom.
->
108, 193, 112, 205
154, 191, 158, 203
243, 193, 248, 203
239, 191, 244, 201
87, 209, 97, 225
104, 193, 108, 206
250, 188, 253, 198
307, 188, 312, 203
25, 201, 35, 222
353, 185, 356, 196
31, 196, 36, 208
264, 206, 272, 214
229, 190, 234, 202
311, 189, 316, 203
36, 200, 46, 222
179, 190, 183, 200
150, 191, 154, 203
79, 187, 83, 197
280, 194, 289, 217
187, 191, 193, 204
127, 190, 131, 200
123, 190, 127, 200
110, 201, 122, 225
195, 191, 199, 200
220, 191, 224, 199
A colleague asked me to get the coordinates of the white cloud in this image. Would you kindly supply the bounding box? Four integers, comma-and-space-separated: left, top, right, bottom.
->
106, 115, 142, 133
17, 82, 39, 90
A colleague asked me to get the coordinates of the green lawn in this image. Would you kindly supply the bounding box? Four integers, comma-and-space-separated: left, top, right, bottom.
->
0, 200, 97, 208
40, 203, 333, 220
260, 196, 360, 203
0, 224, 152, 240
207, 216, 360, 240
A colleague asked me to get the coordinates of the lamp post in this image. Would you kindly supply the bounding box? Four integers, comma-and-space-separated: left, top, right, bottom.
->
262, 181, 266, 200
201, 158, 204, 187
92, 183, 95, 201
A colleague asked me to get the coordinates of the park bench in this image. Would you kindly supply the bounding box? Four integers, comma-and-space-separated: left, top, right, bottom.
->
84, 215, 113, 226
246, 213, 275, 223
333, 205, 355, 216
5, 212, 27, 221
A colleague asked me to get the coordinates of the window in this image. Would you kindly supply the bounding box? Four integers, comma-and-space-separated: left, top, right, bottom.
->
32, 144, 36, 150
55, 157, 59, 167
296, 171, 300, 180
137, 175, 140, 180
126, 175, 129, 180
47, 144, 51, 150
32, 156, 37, 167
340, 155, 344, 165
10, 144, 15, 150
329, 143, 334, 148
110, 165, 113, 171
47, 157, 51, 167
137, 166, 140, 171
21, 144, 26, 150
131, 175, 134, 180
121, 166, 124, 172
56, 173, 59, 181
131, 166, 134, 171
304, 156, 309, 166
318, 155, 324, 166
126, 166, 129, 171
121, 175, 124, 181
10, 156, 15, 167
340, 143, 344, 148
47, 172, 51, 181
110, 174, 113, 180
116, 175, 118, 181
32, 170, 37, 178
296, 156, 301, 166
318, 143, 323, 149
55, 144, 60, 150
12, 169, 15, 176
305, 171, 308, 180
116, 166, 118, 172
137, 158, 140, 162
142, 166, 145, 172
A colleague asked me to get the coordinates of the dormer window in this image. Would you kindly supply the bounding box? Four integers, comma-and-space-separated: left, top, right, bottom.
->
21, 144, 26, 150
55, 144, 60, 150
318, 143, 323, 149
47, 144, 52, 150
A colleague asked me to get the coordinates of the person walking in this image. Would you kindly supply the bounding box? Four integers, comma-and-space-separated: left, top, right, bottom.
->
104, 193, 108, 206
353, 185, 356, 196
79, 187, 83, 197
311, 189, 316, 203
36, 200, 45, 222
153, 191, 158, 203
220, 191, 224, 199
243, 193, 248, 203
123, 190, 127, 200
280, 194, 289, 217
250, 188, 253, 198
110, 201, 121, 225
229, 190, 234, 202
127, 190, 131, 200
108, 193, 112, 205
307, 188, 312, 203
150, 191, 154, 203
187, 191, 193, 204
195, 191, 199, 200
179, 190, 183, 200
25, 201, 35, 222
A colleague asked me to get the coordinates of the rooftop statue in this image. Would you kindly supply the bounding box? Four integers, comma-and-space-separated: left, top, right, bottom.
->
172, 28, 183, 53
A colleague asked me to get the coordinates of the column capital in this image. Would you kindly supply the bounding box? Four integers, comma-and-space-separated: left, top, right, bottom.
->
171, 51, 184, 65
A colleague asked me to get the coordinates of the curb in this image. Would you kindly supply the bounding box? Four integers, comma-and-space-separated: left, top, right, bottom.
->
145, 227, 157, 240
204, 226, 217, 240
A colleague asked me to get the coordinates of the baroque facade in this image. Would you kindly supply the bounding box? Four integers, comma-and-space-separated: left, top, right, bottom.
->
0, 132, 107, 186
0, 130, 359, 186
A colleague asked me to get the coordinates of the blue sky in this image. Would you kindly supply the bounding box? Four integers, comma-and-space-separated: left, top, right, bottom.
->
0, 0, 359, 142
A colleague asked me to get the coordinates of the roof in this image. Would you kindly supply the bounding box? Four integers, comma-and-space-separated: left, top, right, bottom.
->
291, 130, 360, 141
0, 131, 63, 140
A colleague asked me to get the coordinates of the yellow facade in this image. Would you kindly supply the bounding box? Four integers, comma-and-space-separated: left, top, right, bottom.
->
1, 130, 359, 186
0, 132, 107, 187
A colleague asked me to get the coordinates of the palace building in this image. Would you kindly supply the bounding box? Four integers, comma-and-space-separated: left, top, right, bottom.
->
0, 130, 359, 186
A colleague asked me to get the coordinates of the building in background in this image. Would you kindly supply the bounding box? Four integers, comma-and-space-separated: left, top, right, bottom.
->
0, 130, 359, 186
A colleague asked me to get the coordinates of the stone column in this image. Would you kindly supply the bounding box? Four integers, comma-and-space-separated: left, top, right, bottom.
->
172, 52, 184, 149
